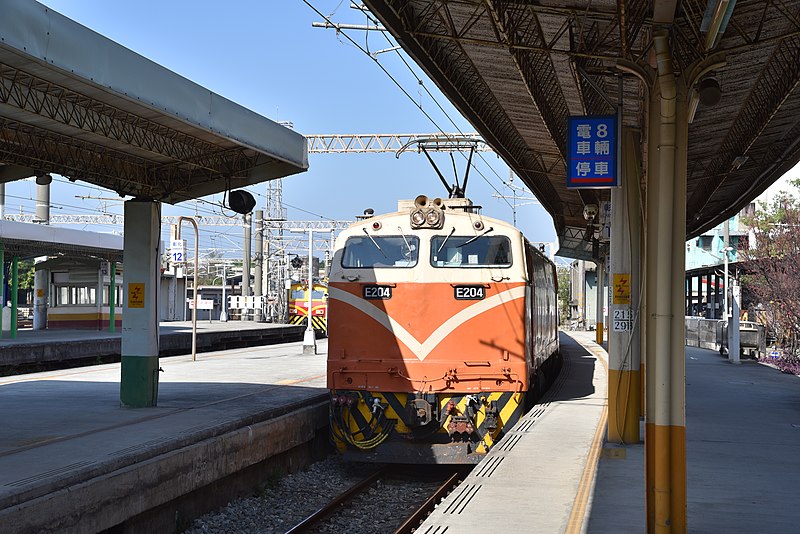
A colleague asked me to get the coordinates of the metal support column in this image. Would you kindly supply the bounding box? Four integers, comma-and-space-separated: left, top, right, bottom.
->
109, 261, 116, 332
243, 213, 252, 320
596, 260, 605, 345
644, 31, 687, 533
120, 200, 161, 407
33, 262, 47, 330
254, 210, 264, 322
303, 230, 317, 354
10, 255, 18, 338
0, 243, 4, 338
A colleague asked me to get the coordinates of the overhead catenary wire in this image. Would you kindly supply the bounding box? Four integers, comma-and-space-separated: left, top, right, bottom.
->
303, 0, 516, 211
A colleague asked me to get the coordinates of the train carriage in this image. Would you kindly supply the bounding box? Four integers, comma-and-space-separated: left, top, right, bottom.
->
327, 196, 560, 463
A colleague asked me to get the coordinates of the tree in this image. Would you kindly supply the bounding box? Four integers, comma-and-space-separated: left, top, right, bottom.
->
17, 260, 35, 289
741, 180, 800, 372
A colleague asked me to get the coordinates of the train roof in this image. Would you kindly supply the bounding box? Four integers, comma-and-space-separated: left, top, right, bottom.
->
346, 197, 521, 234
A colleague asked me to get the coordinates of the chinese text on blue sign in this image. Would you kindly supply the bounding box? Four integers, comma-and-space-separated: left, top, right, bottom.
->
567, 115, 618, 188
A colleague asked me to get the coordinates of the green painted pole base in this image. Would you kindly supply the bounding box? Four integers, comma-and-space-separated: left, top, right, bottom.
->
120, 355, 160, 407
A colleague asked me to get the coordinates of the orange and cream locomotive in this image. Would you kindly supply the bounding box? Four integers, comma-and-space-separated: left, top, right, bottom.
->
327, 195, 560, 463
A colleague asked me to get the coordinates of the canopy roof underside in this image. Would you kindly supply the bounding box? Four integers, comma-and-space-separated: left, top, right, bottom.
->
0, 0, 308, 204
364, 0, 800, 260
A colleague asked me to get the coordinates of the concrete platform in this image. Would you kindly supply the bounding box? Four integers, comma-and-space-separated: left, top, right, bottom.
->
0, 321, 304, 369
3, 328, 798, 533
419, 331, 800, 533
587, 338, 800, 534
0, 338, 329, 533
418, 331, 608, 533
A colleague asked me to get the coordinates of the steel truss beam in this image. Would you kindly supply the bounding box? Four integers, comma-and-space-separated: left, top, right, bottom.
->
306, 133, 490, 153
0, 65, 275, 201
3, 213, 352, 230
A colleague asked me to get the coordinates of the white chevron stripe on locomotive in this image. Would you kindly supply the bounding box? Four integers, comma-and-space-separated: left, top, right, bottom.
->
328, 286, 526, 361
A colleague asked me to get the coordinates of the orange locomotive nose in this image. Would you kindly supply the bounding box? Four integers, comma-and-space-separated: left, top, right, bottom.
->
327, 281, 528, 394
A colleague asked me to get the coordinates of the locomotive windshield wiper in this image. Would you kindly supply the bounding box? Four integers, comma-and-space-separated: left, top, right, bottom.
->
437, 226, 456, 253
397, 227, 414, 257
362, 228, 387, 257
458, 226, 494, 247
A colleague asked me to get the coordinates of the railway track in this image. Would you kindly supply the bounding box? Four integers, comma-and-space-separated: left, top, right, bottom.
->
285, 465, 470, 534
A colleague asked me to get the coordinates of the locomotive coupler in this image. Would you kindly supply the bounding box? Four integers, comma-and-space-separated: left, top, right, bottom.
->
406, 393, 438, 427
483, 399, 499, 431
446, 415, 475, 441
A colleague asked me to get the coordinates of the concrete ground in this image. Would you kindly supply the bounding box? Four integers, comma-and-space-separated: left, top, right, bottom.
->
2, 327, 798, 533
0, 338, 329, 533
583, 335, 800, 533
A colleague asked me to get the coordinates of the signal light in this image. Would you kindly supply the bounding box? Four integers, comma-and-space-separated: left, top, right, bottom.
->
228, 190, 256, 214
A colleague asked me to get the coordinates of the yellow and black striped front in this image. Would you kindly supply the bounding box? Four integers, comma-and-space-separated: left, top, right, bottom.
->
288, 314, 328, 335
311, 315, 327, 335
329, 390, 525, 464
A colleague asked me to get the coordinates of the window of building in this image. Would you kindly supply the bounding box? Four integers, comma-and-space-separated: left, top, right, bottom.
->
103, 285, 123, 306
54, 285, 98, 306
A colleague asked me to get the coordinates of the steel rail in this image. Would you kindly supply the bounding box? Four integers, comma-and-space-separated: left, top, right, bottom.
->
392, 467, 470, 534
285, 468, 386, 534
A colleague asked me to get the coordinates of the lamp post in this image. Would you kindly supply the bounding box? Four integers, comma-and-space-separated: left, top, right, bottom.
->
219, 263, 228, 322
304, 229, 316, 354
176, 217, 199, 362
291, 229, 317, 355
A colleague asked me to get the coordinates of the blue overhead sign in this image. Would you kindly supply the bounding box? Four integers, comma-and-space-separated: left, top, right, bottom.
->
567, 115, 618, 188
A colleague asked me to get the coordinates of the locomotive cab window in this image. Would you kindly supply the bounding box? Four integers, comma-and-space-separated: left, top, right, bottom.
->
291, 288, 326, 299
291, 289, 306, 300
431, 235, 512, 267
342, 235, 419, 268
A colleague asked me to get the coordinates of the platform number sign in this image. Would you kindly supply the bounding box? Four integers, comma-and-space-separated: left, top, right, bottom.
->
567, 115, 618, 188
170, 239, 187, 264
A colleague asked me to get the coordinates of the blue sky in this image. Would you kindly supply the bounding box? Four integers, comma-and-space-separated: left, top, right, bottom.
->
9, 1, 557, 259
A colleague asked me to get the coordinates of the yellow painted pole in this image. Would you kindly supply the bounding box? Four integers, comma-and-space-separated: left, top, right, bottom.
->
596, 260, 605, 345
644, 75, 660, 532
608, 127, 642, 444
670, 72, 689, 533
624, 128, 644, 427
646, 30, 687, 533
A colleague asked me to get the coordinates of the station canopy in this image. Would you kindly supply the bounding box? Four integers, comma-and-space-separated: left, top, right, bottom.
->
0, 0, 308, 204
0, 219, 122, 261
364, 0, 800, 260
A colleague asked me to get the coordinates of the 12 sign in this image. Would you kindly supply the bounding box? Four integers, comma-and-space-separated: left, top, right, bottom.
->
170, 239, 187, 264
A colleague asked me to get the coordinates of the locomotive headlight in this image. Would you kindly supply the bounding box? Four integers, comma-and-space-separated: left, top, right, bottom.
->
410, 209, 426, 227
425, 209, 441, 226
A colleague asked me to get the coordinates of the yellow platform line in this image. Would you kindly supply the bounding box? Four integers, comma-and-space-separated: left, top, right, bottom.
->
566, 337, 609, 534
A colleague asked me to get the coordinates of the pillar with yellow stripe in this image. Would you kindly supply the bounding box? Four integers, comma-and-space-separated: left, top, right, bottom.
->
644, 31, 687, 533
607, 128, 641, 444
